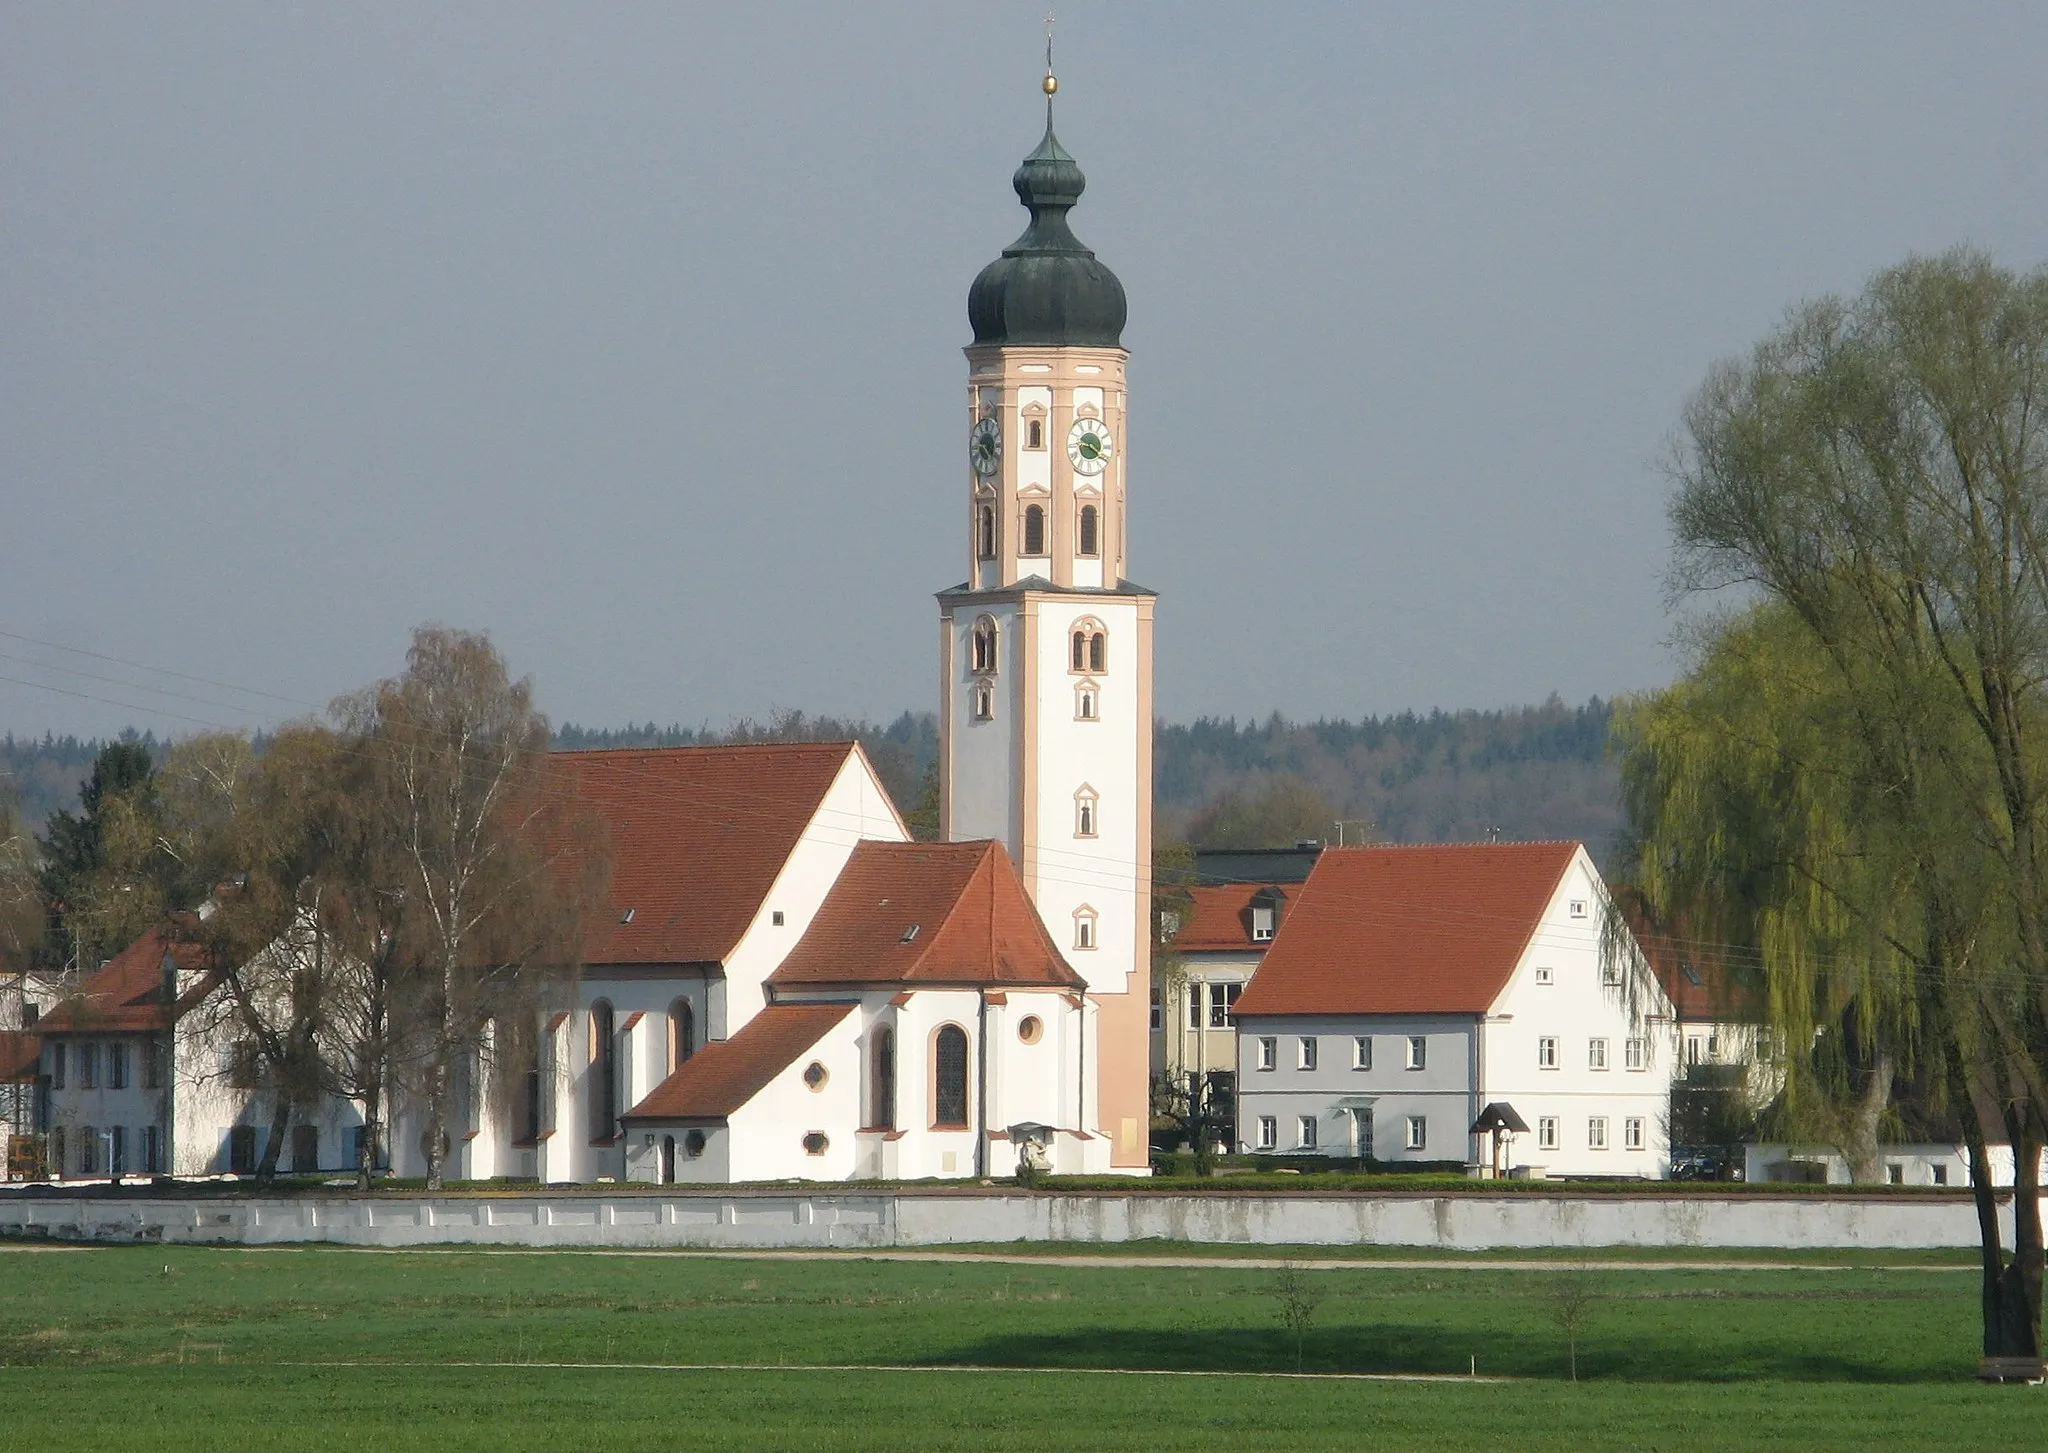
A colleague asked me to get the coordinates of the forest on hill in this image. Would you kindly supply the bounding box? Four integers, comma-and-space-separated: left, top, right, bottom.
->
8, 697, 1622, 858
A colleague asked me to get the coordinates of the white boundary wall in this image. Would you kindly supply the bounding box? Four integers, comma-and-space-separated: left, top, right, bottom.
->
0, 1190, 2007, 1251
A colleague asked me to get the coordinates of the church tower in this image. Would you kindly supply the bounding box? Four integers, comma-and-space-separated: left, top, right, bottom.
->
938, 66, 1154, 1173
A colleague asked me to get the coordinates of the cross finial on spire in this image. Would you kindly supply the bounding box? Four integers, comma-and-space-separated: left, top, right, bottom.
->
1042, 12, 1058, 122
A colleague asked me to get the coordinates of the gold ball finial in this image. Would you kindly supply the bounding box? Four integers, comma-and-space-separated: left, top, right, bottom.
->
1043, 72, 1058, 96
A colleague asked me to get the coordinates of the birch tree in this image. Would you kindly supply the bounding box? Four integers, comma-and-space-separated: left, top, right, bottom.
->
340, 627, 603, 1190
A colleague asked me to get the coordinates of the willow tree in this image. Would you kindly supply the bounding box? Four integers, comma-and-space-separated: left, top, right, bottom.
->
1655, 249, 2048, 1365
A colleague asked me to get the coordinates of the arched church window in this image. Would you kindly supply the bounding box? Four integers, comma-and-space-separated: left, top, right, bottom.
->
1025, 417, 1045, 451
668, 998, 694, 1073
1075, 682, 1098, 721
1078, 504, 1099, 558
973, 681, 995, 721
970, 616, 998, 675
870, 1026, 897, 1131
933, 1025, 969, 1128
1089, 631, 1106, 673
1022, 503, 1047, 556
976, 503, 997, 561
588, 999, 617, 1144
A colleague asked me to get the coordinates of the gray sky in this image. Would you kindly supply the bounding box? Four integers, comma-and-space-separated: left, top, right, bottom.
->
4, 4, 2045, 742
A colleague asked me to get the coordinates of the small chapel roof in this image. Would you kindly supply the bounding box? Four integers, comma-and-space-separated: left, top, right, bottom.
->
768, 839, 1083, 990
556, 742, 878, 968
1231, 841, 1584, 1018
624, 1001, 855, 1122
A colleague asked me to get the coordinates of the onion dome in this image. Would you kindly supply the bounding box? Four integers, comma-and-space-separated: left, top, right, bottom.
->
966, 103, 1127, 349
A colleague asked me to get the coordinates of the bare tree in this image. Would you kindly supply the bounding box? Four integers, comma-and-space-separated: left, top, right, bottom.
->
339, 627, 604, 1190
1541, 1270, 1597, 1382
1271, 1262, 1325, 1372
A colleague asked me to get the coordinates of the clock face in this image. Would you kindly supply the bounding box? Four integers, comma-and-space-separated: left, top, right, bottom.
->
969, 417, 1002, 477
1067, 417, 1114, 475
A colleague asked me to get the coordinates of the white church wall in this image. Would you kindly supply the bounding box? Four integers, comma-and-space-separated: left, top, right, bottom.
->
946, 602, 1021, 852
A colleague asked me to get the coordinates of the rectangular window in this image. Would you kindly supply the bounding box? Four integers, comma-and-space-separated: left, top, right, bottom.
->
1406, 1036, 1427, 1070
1588, 1116, 1609, 1150
1256, 1115, 1276, 1150
1297, 1115, 1317, 1150
1187, 985, 1204, 1030
1075, 797, 1097, 837
1570, 899, 1588, 919
1588, 1038, 1609, 1071
1351, 1107, 1374, 1156
107, 1044, 128, 1091
1297, 1037, 1318, 1071
51, 1042, 66, 1090
1625, 1037, 1646, 1071
1074, 914, 1095, 950
1624, 1117, 1645, 1151
79, 1043, 99, 1090
1534, 967, 1553, 985
1405, 1115, 1427, 1151
1602, 962, 1623, 986
143, 1125, 163, 1175
1538, 1116, 1559, 1150
1209, 983, 1240, 1028
228, 1125, 258, 1174
1537, 1036, 1558, 1069
292, 1125, 319, 1174
1687, 1036, 1704, 1066
228, 1041, 259, 1090
1250, 907, 1275, 942
109, 1125, 126, 1175
1932, 1164, 1948, 1186
79, 1128, 98, 1175
1352, 1035, 1372, 1071
143, 1038, 164, 1090
1256, 1037, 1277, 1072
1149, 988, 1161, 1031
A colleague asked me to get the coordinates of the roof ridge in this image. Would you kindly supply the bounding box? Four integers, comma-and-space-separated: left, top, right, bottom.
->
552, 741, 857, 761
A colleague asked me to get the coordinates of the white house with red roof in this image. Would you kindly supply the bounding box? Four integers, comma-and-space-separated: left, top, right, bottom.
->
1231, 842, 1678, 1177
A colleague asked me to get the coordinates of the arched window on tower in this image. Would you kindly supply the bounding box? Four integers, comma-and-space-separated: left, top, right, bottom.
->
1078, 504, 1099, 558
1073, 905, 1099, 951
1075, 681, 1099, 721
1070, 619, 1108, 675
976, 503, 997, 560
933, 1025, 969, 1128
869, 1026, 896, 1131
970, 615, 998, 675
974, 681, 995, 721
1075, 785, 1099, 839
1022, 503, 1047, 556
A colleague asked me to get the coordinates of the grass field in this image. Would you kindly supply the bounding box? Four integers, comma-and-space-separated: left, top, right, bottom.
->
2, 1245, 2036, 1449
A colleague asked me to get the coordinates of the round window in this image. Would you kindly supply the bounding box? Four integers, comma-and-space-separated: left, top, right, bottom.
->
802, 1060, 829, 1091
1017, 1015, 1044, 1045
802, 1132, 829, 1156
682, 1129, 706, 1158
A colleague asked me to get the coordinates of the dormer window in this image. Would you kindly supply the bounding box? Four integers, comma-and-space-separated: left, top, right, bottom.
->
970, 615, 999, 675
1248, 886, 1286, 943
1250, 906, 1275, 942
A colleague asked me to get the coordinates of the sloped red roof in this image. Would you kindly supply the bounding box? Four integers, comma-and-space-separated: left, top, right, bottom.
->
34, 922, 217, 1035
1613, 889, 1756, 1022
0, 1030, 41, 1083
558, 743, 877, 966
1171, 883, 1275, 952
1231, 841, 1580, 1017
623, 1001, 854, 1121
768, 839, 1083, 990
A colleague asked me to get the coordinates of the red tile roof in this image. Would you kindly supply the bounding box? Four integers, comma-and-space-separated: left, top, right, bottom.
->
1230, 841, 1580, 1017
0, 1030, 41, 1083
1170, 883, 1275, 952
34, 923, 218, 1035
1613, 889, 1756, 1022
623, 1001, 855, 1121
557, 743, 882, 967
768, 840, 1083, 990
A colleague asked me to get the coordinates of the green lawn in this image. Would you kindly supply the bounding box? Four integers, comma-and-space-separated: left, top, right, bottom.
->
2, 1246, 2035, 1450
